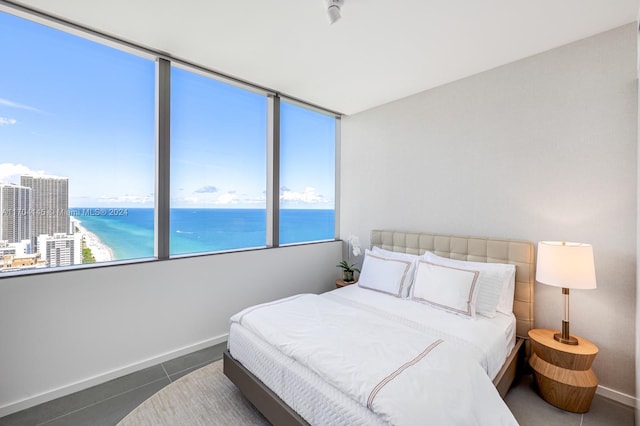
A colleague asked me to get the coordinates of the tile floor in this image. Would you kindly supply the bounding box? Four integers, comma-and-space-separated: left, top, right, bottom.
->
0, 343, 227, 426
505, 374, 635, 426
0, 343, 634, 426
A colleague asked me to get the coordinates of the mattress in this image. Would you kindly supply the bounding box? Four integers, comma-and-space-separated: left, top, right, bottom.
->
228, 285, 517, 425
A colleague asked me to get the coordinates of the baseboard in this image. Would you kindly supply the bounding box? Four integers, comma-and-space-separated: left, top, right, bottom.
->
0, 333, 228, 418
596, 384, 638, 408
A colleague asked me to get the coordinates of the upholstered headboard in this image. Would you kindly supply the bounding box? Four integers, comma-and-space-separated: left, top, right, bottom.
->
370, 230, 535, 339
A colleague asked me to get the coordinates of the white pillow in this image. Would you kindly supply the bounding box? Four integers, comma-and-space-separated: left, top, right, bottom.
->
410, 260, 480, 318
358, 249, 412, 297
422, 252, 515, 318
497, 267, 516, 315
371, 246, 419, 297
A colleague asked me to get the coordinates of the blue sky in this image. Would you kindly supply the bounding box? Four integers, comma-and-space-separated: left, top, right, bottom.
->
0, 11, 335, 209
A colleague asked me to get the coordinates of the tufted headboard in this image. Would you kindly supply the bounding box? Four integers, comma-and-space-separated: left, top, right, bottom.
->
370, 230, 535, 339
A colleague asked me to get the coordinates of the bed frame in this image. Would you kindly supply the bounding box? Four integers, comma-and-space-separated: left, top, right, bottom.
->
224, 230, 535, 426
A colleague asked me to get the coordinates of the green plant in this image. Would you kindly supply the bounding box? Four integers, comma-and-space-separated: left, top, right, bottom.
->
336, 260, 360, 274
337, 234, 362, 282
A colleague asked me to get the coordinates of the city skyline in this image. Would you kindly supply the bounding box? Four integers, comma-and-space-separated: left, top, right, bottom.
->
0, 174, 78, 271
0, 11, 335, 210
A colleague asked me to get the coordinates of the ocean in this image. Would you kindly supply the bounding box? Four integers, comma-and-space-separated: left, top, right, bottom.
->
70, 208, 335, 260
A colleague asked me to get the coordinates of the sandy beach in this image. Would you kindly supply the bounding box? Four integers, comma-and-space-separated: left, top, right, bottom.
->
71, 218, 114, 262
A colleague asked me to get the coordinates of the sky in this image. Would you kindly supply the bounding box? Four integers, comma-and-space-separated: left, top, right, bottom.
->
0, 11, 335, 209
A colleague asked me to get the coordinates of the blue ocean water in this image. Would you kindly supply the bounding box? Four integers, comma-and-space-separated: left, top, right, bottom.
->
70, 208, 334, 260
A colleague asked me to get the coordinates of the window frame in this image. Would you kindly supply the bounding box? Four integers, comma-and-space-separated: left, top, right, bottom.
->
0, 3, 341, 276
278, 99, 338, 245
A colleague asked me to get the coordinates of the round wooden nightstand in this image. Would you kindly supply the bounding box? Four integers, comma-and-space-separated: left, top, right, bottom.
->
335, 279, 356, 288
528, 328, 598, 413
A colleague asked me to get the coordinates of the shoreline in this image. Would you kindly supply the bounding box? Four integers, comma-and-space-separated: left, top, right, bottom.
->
71, 218, 114, 262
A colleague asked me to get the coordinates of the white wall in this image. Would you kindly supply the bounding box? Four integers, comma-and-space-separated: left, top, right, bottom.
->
342, 24, 637, 401
0, 241, 342, 416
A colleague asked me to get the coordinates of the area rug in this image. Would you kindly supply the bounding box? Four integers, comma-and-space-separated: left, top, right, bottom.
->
117, 360, 270, 425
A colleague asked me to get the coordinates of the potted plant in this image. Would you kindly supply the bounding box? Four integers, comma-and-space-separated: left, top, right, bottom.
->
337, 234, 362, 282
336, 260, 360, 282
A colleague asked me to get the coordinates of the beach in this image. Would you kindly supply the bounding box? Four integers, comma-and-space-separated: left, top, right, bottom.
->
71, 218, 114, 262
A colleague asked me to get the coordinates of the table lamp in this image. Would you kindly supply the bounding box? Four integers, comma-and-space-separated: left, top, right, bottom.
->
536, 241, 597, 345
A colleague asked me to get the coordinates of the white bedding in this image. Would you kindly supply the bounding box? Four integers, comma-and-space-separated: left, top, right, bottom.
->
229, 286, 518, 426
332, 284, 516, 380
229, 323, 387, 425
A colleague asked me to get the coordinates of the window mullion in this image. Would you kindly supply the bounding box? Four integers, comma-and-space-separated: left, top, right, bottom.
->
155, 58, 171, 259
334, 117, 341, 240
266, 95, 280, 248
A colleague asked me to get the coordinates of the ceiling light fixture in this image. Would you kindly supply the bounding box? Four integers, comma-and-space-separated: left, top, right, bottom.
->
326, 0, 344, 24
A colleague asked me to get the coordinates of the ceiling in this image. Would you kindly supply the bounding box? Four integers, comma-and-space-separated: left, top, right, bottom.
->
5, 0, 639, 115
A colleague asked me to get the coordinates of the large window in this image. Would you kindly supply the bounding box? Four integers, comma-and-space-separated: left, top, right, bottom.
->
280, 102, 336, 244
170, 66, 267, 254
0, 11, 155, 272
0, 8, 337, 275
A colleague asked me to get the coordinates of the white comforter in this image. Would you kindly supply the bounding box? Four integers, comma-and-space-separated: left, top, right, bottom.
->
231, 292, 518, 426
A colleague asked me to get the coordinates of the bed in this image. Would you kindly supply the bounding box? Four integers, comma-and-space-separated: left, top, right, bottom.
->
224, 230, 535, 425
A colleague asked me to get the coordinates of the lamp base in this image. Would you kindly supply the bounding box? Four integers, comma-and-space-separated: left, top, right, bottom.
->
554, 332, 578, 345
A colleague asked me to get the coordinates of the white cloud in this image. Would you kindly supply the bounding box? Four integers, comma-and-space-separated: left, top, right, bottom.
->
182, 196, 200, 204
172, 192, 237, 205
98, 195, 153, 204
0, 163, 47, 184
0, 98, 42, 113
280, 187, 329, 204
195, 185, 218, 194
173, 189, 266, 207
0, 117, 17, 126
215, 192, 238, 205
245, 194, 266, 204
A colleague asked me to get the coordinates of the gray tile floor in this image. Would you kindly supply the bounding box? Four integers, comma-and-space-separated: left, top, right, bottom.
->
0, 343, 227, 426
505, 374, 635, 426
1, 344, 634, 426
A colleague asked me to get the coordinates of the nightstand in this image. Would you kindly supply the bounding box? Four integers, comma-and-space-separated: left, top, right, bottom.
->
335, 279, 356, 288
528, 328, 598, 413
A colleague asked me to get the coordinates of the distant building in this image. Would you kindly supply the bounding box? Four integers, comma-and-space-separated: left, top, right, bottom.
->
37, 233, 82, 267
21, 175, 69, 243
0, 240, 16, 257
0, 239, 32, 256
0, 184, 32, 243
1, 253, 46, 271
0, 239, 45, 271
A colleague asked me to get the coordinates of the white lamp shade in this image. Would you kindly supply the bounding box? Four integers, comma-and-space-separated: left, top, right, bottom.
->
536, 241, 596, 289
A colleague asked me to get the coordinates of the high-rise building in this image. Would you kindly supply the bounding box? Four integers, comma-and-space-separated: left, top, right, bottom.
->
37, 233, 82, 267
0, 184, 32, 243
20, 175, 69, 241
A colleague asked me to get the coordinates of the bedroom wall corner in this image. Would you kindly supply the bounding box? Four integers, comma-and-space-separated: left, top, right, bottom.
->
341, 23, 638, 402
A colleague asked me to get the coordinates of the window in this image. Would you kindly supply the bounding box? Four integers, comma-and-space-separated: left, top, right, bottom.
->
279, 101, 336, 244
0, 11, 155, 273
170, 66, 267, 254
0, 8, 337, 275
